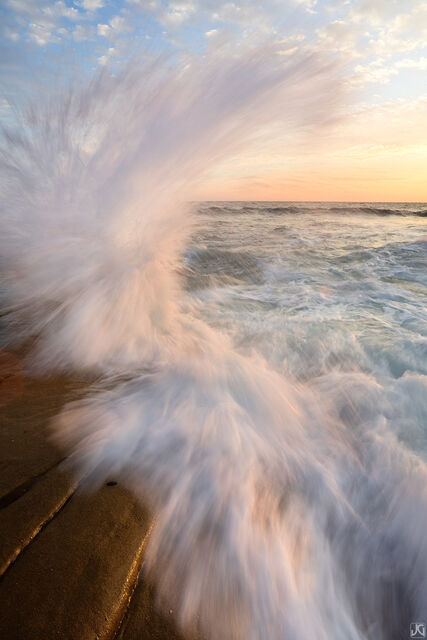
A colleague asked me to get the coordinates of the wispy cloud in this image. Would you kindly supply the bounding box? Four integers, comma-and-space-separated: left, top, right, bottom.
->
1, 0, 426, 200
77, 0, 104, 10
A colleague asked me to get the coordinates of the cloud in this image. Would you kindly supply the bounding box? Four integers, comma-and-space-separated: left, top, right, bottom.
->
78, 0, 104, 10
98, 46, 116, 65
97, 14, 133, 39
160, 1, 196, 26
126, 0, 159, 7
294, 0, 317, 14
109, 15, 130, 32
3, 0, 85, 48
316, 19, 362, 57
5, 0, 41, 14
277, 47, 298, 56
97, 23, 110, 37
351, 0, 427, 33
351, 54, 427, 87
313, 0, 427, 66
396, 56, 427, 71
352, 62, 398, 85
72, 24, 95, 42
29, 21, 60, 46
4, 28, 20, 41
349, 0, 427, 56
43, 1, 79, 20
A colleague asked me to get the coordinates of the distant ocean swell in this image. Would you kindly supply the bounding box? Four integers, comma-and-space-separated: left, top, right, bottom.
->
1, 54, 427, 640
206, 204, 427, 216
329, 205, 427, 216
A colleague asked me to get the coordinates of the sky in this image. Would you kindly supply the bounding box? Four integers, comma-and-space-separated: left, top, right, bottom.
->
1, 0, 426, 202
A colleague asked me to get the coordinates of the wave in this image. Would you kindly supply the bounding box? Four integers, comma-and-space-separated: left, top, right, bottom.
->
206, 204, 427, 217
203, 205, 301, 215
1, 50, 426, 640
236, 205, 301, 214
263, 205, 301, 214
185, 247, 263, 287
329, 206, 427, 217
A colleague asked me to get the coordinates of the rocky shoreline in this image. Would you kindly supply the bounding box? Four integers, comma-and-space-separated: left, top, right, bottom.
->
0, 358, 189, 640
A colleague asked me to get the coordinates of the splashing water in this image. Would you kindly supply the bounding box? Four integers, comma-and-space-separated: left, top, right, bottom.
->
1, 49, 426, 640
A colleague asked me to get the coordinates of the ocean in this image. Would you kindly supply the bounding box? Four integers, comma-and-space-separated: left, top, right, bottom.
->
187, 203, 427, 453
2, 57, 426, 640
179, 201, 427, 637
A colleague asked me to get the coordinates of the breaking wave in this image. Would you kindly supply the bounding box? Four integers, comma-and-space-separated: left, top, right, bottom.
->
1, 48, 426, 640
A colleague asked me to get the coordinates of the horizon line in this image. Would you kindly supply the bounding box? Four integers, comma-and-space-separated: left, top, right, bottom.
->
192, 199, 427, 204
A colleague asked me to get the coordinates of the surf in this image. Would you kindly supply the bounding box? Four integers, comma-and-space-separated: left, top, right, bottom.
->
1, 47, 426, 640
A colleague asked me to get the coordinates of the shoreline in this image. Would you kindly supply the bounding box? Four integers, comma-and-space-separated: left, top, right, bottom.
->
0, 359, 187, 640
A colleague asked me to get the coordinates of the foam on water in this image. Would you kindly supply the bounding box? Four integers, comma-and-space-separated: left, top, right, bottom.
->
1, 51, 427, 640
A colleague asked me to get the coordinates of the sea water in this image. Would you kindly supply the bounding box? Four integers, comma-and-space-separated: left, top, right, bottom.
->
188, 202, 427, 457
182, 202, 427, 639
1, 55, 427, 640
59, 201, 426, 640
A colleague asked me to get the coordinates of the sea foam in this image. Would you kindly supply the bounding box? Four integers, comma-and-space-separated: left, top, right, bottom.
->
1, 47, 426, 640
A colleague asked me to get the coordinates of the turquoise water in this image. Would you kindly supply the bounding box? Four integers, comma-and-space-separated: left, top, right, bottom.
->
188, 202, 427, 456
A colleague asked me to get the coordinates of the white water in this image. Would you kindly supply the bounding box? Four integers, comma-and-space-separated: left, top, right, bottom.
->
1, 50, 426, 640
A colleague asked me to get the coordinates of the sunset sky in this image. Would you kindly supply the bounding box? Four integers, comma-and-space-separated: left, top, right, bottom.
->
1, 0, 426, 202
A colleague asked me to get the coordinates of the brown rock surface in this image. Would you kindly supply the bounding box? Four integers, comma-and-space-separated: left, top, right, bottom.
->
0, 360, 188, 640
